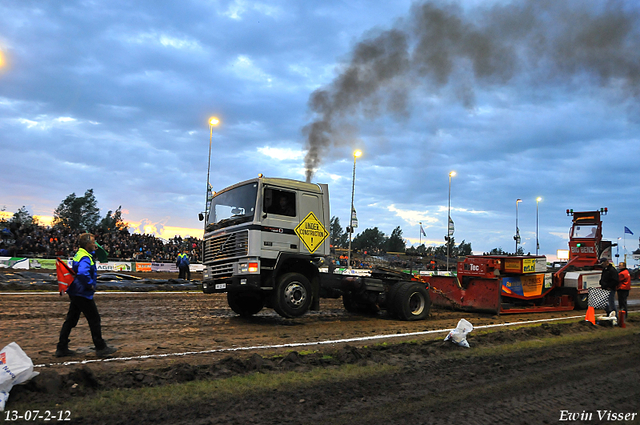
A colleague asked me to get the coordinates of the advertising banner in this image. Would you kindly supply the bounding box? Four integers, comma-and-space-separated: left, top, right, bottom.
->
190, 264, 204, 272
0, 257, 29, 269
2, 257, 204, 273
504, 259, 521, 273
504, 257, 547, 274
501, 273, 552, 297
151, 262, 179, 273
29, 258, 58, 270
136, 262, 153, 272
96, 262, 133, 272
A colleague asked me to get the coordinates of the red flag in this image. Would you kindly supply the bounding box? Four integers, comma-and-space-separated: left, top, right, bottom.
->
56, 258, 75, 294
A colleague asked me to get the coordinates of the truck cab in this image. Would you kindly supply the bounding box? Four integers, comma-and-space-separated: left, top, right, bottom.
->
554, 208, 612, 308
201, 176, 330, 318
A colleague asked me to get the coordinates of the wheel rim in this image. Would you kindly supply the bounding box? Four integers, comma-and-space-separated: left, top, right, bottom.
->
408, 291, 425, 316
284, 282, 307, 308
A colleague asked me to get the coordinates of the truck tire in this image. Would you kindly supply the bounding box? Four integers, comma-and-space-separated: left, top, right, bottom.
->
227, 291, 265, 317
393, 282, 431, 321
342, 290, 358, 313
573, 291, 589, 310
385, 282, 404, 318
272, 272, 312, 318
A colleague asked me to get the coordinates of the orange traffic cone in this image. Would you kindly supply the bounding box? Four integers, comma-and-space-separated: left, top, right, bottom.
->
619, 310, 626, 328
585, 306, 596, 325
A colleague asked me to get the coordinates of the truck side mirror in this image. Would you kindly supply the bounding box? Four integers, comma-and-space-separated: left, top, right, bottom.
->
198, 213, 204, 221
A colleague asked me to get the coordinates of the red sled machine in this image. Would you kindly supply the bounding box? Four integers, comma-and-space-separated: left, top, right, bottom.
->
421, 209, 612, 314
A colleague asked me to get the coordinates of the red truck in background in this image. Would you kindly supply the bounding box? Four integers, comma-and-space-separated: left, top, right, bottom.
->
422, 209, 611, 314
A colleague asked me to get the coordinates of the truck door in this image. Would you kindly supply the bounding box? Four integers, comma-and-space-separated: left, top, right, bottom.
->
299, 193, 320, 221
261, 187, 299, 254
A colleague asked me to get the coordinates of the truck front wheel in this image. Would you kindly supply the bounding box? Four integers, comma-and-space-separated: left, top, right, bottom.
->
227, 291, 266, 317
272, 273, 312, 318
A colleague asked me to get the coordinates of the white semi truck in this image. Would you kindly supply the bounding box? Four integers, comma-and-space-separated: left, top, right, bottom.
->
200, 175, 430, 320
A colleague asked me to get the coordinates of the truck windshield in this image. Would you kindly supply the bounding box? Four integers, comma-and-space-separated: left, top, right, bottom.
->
207, 182, 258, 230
572, 225, 597, 238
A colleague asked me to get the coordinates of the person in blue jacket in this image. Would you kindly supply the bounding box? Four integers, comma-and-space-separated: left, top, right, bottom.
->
55, 233, 117, 358
176, 250, 191, 280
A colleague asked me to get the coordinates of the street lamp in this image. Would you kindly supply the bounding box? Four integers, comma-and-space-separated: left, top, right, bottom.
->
205, 116, 220, 222
347, 150, 362, 271
514, 198, 522, 254
446, 171, 456, 271
536, 197, 542, 255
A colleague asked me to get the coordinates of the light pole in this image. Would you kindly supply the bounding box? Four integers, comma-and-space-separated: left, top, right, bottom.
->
347, 150, 362, 271
205, 116, 220, 221
514, 198, 522, 254
536, 197, 542, 255
447, 171, 456, 271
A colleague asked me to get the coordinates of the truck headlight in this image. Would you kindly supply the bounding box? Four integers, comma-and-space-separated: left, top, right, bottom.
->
239, 261, 259, 273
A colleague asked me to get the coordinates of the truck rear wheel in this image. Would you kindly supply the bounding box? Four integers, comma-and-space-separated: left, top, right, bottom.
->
393, 282, 431, 321
227, 291, 266, 317
384, 282, 404, 318
272, 273, 312, 318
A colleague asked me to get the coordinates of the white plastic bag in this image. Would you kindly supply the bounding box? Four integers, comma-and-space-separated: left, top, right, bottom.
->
444, 319, 474, 348
0, 342, 39, 411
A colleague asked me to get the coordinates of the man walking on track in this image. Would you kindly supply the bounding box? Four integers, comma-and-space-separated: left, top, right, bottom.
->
56, 233, 117, 358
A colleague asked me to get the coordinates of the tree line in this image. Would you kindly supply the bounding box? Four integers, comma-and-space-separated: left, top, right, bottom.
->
2, 189, 128, 235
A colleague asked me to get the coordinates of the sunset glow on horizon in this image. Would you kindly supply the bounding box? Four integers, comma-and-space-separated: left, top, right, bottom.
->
1, 211, 203, 240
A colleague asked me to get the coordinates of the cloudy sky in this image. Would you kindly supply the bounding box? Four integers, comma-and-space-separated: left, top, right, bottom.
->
1, 0, 639, 262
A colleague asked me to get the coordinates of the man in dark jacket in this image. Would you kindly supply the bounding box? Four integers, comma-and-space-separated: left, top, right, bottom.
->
56, 233, 117, 358
598, 257, 619, 317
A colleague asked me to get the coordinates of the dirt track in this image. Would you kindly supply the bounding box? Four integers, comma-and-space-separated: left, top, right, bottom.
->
2, 271, 639, 424
6, 290, 635, 372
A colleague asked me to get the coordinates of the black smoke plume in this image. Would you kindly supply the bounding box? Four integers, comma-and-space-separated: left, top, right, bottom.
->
303, 0, 640, 182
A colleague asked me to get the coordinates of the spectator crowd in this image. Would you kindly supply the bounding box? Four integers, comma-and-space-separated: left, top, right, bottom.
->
0, 223, 202, 263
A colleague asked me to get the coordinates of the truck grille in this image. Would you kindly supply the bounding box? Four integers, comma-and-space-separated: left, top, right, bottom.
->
203, 231, 248, 264
209, 262, 234, 278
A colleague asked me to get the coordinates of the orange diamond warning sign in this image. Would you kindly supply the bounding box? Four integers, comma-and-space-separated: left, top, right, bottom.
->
295, 212, 329, 253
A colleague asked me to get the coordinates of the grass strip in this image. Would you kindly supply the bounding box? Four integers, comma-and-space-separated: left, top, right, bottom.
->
13, 363, 398, 419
